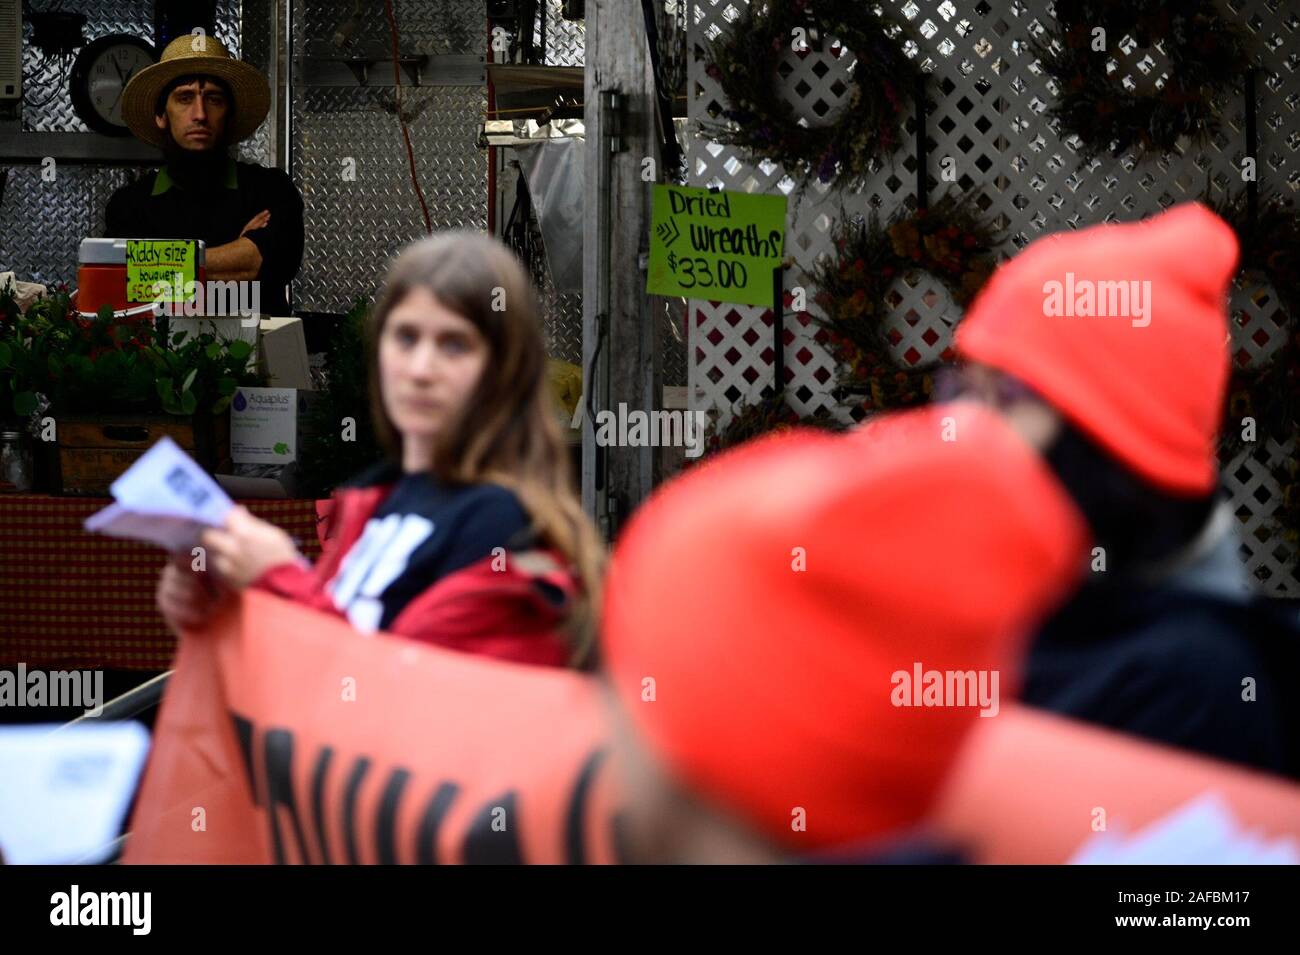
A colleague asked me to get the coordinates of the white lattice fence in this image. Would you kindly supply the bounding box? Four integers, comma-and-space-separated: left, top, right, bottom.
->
686, 0, 1300, 593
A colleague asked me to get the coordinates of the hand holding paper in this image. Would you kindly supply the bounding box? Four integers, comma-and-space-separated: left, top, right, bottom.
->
84, 436, 234, 553
199, 504, 304, 588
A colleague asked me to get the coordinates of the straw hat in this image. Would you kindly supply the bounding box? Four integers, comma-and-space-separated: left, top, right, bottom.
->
121, 34, 269, 148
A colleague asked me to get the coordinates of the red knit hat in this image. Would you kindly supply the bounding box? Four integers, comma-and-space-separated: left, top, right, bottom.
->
601, 403, 1089, 851
956, 202, 1239, 495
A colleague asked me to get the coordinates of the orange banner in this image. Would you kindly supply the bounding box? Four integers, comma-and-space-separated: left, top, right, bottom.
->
935, 706, 1300, 864
124, 590, 1300, 864
124, 590, 620, 864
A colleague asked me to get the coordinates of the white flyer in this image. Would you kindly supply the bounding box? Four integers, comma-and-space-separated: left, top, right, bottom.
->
0, 723, 151, 864
1068, 792, 1300, 865
84, 435, 234, 551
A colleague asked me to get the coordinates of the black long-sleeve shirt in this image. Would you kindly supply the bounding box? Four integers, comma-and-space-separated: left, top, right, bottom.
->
104, 158, 304, 315
1023, 584, 1299, 778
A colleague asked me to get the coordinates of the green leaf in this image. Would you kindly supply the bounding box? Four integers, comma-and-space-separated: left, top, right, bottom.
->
96, 350, 123, 375
182, 368, 198, 393
273, 442, 289, 455
180, 390, 198, 415
205, 342, 222, 360
0, 342, 10, 369
172, 331, 189, 345
96, 304, 114, 322
156, 377, 174, 403
217, 376, 237, 396
113, 323, 133, 342
13, 391, 37, 417
226, 339, 253, 361
212, 394, 233, 414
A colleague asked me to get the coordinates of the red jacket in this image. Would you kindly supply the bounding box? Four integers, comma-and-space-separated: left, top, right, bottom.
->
253, 482, 578, 668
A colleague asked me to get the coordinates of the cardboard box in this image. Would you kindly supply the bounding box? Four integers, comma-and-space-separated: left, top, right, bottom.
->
258, 316, 313, 390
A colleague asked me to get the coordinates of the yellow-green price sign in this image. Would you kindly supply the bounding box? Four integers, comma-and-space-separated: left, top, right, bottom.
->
647, 185, 787, 307
125, 239, 198, 304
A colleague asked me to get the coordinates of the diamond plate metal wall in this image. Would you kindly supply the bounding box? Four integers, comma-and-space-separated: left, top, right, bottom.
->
0, 166, 137, 288
537, 261, 585, 366
297, 0, 484, 58
3, 0, 267, 286
538, 0, 587, 66
19, 0, 159, 133
687, 0, 1300, 593
292, 85, 488, 310
290, 0, 489, 313
233, 0, 276, 168
291, 0, 595, 388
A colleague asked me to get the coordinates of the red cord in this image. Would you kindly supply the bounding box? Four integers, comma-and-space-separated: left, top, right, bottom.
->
383, 0, 433, 235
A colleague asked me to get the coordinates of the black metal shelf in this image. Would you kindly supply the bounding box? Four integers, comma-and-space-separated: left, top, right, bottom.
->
0, 129, 160, 165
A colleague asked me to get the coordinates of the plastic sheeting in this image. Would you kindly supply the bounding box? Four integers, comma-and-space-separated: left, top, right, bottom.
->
518, 137, 584, 295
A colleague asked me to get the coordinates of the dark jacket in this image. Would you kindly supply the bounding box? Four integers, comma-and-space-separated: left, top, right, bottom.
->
105, 158, 304, 315
1022, 501, 1300, 778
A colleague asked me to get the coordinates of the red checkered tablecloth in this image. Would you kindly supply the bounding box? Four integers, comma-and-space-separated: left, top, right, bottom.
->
0, 495, 324, 671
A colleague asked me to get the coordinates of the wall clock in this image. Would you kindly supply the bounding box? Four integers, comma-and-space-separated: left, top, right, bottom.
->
70, 35, 157, 136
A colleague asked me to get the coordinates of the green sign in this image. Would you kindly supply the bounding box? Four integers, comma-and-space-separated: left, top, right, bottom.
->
647, 185, 787, 307
125, 239, 198, 304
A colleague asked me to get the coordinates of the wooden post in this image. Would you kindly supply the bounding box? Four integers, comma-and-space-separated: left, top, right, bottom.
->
582, 0, 663, 540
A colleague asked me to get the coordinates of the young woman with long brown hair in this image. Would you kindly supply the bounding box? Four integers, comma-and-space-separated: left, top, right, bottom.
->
156, 231, 604, 668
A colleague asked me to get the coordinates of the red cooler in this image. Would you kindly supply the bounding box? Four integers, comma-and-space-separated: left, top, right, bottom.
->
77, 237, 207, 319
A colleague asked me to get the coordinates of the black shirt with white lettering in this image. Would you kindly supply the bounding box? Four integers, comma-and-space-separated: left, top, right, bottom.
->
328, 465, 534, 632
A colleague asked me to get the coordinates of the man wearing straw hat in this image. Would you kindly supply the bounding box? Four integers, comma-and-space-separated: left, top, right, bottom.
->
104, 34, 303, 315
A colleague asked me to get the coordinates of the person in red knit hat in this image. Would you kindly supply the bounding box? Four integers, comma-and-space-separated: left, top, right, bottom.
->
600, 402, 1089, 862
952, 201, 1298, 777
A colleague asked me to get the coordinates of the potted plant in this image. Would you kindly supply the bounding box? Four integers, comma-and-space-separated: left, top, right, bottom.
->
2, 285, 264, 494
0, 285, 43, 491
0, 290, 42, 424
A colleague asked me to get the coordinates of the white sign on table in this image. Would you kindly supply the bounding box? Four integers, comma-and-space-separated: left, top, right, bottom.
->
230, 386, 298, 465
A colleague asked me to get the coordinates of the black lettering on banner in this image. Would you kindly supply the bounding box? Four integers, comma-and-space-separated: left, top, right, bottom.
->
342, 757, 371, 865
222, 714, 611, 865
462, 791, 524, 864
416, 781, 460, 865
230, 712, 258, 804
564, 748, 608, 866
310, 746, 335, 865
263, 728, 312, 866
375, 768, 411, 865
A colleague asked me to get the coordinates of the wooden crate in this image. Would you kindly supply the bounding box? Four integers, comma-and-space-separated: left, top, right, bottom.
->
56, 413, 231, 496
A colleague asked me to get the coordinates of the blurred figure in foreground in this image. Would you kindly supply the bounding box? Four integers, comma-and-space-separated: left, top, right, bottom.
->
600, 402, 1089, 862
953, 202, 1299, 777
